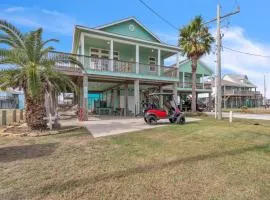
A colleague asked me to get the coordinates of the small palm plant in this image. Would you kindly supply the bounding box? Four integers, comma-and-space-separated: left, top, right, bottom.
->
179, 16, 214, 113
0, 20, 83, 130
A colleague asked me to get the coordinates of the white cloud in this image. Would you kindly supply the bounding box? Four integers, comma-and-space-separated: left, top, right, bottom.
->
4, 6, 25, 13
157, 26, 270, 98
0, 6, 76, 35
202, 26, 270, 98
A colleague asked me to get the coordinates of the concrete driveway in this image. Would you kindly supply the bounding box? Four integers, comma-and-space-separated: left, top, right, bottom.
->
80, 116, 201, 138
205, 112, 270, 120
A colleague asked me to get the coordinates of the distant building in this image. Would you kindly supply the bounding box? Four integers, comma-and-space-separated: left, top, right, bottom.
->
0, 89, 24, 109
213, 74, 263, 108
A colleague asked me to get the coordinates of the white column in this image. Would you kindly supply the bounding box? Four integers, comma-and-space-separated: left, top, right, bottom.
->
109, 40, 114, 71
159, 86, 163, 108
202, 74, 205, 89
172, 82, 178, 105
82, 75, 88, 121
136, 45, 139, 74
134, 80, 140, 116
80, 33, 85, 66
124, 84, 128, 116
158, 48, 161, 76
183, 72, 185, 88
176, 52, 180, 78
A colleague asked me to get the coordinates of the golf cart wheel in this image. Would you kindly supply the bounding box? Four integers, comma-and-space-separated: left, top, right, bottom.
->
146, 115, 157, 125
176, 115, 185, 125
144, 117, 147, 123
169, 118, 176, 123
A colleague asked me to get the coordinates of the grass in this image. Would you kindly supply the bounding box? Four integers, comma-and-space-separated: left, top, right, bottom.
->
0, 118, 269, 200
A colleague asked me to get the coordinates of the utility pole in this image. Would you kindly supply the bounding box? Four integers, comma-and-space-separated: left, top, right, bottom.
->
210, 4, 240, 120
216, 4, 222, 120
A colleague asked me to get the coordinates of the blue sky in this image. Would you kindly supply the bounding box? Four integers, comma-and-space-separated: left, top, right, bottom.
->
0, 0, 270, 96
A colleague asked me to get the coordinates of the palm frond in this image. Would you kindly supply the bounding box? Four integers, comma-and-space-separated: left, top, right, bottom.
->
0, 20, 25, 48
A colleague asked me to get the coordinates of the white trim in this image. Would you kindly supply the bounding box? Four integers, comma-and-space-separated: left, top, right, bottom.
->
94, 17, 162, 43
76, 26, 180, 52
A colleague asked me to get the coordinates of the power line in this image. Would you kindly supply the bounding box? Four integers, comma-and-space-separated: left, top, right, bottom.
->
139, 1, 269, 59
223, 46, 270, 58
138, 0, 178, 30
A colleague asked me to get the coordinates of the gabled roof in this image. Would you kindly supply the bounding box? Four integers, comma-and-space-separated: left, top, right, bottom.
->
223, 74, 256, 87
94, 17, 162, 43
178, 59, 213, 75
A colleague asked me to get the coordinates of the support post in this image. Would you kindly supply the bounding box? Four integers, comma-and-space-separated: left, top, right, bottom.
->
158, 48, 161, 76
109, 40, 114, 71
134, 80, 140, 116
82, 75, 88, 121
136, 45, 139, 74
183, 72, 185, 88
172, 83, 178, 105
124, 84, 128, 116
208, 92, 212, 111
202, 74, 205, 89
159, 86, 163, 108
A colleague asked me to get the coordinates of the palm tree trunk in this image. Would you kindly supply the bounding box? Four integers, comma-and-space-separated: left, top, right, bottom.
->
191, 59, 198, 113
25, 91, 47, 130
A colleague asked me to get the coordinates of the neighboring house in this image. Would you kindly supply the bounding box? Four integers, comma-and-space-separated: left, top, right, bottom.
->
0, 90, 24, 109
52, 17, 213, 115
213, 74, 263, 108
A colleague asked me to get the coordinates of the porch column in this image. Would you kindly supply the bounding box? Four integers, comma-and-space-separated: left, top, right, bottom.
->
202, 74, 205, 89
158, 48, 161, 76
176, 52, 180, 78
82, 75, 88, 121
124, 84, 128, 116
224, 85, 226, 109
80, 33, 85, 66
172, 82, 178, 105
109, 40, 114, 71
136, 45, 139, 74
208, 92, 212, 110
134, 79, 140, 116
183, 72, 185, 88
159, 86, 163, 108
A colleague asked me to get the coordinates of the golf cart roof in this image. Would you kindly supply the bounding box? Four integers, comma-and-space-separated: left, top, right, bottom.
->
149, 92, 174, 96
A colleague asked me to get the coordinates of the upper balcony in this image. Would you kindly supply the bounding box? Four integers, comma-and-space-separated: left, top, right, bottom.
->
178, 82, 212, 91
50, 51, 178, 82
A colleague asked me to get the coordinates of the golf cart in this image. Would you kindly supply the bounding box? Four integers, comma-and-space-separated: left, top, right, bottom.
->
143, 93, 185, 125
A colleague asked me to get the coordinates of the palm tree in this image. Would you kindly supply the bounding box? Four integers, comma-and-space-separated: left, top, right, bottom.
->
0, 20, 83, 130
178, 16, 214, 113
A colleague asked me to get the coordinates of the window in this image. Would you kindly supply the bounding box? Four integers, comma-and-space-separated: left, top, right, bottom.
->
90, 48, 119, 60
149, 57, 156, 72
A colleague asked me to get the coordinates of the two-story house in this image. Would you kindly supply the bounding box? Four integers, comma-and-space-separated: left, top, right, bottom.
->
52, 17, 213, 118
212, 74, 263, 108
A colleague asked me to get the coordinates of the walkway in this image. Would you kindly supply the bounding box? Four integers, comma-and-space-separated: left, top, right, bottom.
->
80, 117, 201, 138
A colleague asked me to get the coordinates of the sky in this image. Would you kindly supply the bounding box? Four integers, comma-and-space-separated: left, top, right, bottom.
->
0, 0, 270, 97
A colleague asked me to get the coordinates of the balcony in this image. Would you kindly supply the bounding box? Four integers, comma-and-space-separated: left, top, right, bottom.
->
178, 82, 212, 90
223, 90, 257, 96
49, 51, 178, 79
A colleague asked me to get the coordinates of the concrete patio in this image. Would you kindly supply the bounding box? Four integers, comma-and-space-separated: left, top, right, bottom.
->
79, 116, 201, 138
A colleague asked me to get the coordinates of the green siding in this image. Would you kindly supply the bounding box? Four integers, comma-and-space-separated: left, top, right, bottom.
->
179, 60, 213, 76
100, 19, 160, 43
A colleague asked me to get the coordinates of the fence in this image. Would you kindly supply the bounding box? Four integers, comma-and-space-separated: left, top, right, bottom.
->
0, 109, 24, 126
